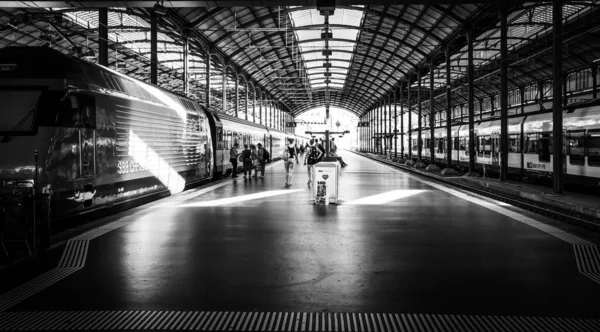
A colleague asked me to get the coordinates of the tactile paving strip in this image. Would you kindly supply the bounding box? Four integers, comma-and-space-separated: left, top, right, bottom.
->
0, 311, 599, 331
0, 219, 133, 312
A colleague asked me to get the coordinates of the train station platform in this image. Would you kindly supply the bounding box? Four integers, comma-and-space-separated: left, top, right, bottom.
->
362, 151, 600, 229
1, 152, 600, 331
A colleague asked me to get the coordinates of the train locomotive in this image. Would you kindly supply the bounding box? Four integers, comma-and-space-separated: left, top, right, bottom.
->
0, 47, 306, 231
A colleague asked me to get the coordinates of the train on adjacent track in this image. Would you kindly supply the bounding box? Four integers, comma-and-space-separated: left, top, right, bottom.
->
0, 47, 308, 224
402, 105, 600, 187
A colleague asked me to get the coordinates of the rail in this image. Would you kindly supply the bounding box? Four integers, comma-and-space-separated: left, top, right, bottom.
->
353, 150, 600, 232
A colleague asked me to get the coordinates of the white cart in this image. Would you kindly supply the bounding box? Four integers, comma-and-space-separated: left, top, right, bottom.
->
312, 161, 339, 204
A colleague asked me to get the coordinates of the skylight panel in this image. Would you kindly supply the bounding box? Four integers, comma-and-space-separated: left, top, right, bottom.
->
289, 7, 365, 90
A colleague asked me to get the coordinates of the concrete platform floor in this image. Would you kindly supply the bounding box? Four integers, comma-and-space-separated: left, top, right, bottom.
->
1, 152, 600, 331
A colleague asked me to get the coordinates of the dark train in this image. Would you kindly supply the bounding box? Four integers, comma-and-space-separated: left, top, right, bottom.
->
0, 47, 307, 229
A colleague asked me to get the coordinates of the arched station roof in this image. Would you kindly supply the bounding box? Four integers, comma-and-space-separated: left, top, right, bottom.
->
0, 1, 599, 118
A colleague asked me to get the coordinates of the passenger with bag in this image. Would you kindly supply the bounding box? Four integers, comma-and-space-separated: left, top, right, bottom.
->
254, 143, 270, 178
229, 142, 240, 178
282, 138, 296, 187
240, 144, 253, 178
304, 139, 323, 184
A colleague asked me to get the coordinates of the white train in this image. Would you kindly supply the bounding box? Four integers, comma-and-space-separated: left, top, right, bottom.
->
408, 105, 600, 186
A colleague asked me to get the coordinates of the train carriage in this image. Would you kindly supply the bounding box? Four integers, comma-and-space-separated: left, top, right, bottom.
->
211, 111, 271, 177
0, 47, 214, 220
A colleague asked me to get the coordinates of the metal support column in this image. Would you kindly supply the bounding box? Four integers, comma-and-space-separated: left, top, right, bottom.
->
408, 79, 412, 161
417, 68, 422, 160
467, 29, 476, 174
430, 58, 435, 162
245, 83, 249, 121
552, 0, 564, 194
222, 63, 227, 113
520, 86, 525, 114
592, 64, 597, 99
400, 85, 404, 158
500, 7, 509, 182
205, 51, 211, 108
182, 30, 189, 95
389, 94, 392, 156
394, 88, 398, 158
445, 44, 453, 171
383, 100, 387, 155
259, 94, 262, 124
253, 90, 256, 122
234, 74, 239, 117
150, 11, 158, 85
98, 8, 108, 67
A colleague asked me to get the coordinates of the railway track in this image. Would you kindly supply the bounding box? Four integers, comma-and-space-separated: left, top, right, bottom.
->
353, 151, 600, 233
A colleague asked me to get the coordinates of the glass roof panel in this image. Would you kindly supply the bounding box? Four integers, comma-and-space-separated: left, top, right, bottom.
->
289, 7, 364, 90
55, 8, 204, 76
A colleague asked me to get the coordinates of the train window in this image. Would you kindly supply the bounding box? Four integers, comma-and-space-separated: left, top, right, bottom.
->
508, 134, 520, 153
539, 132, 551, 162
412, 139, 418, 151
588, 130, 600, 167
454, 137, 459, 151
481, 136, 491, 158
567, 131, 585, 165
49, 94, 95, 128
525, 134, 539, 154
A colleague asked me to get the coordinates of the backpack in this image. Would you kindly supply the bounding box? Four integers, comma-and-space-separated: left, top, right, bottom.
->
282, 149, 290, 161
307, 146, 320, 165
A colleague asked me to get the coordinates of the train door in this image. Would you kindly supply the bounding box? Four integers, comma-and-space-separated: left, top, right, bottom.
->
491, 134, 500, 166
78, 128, 96, 206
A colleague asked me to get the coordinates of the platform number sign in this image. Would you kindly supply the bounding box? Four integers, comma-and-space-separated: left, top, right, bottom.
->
286, 122, 297, 127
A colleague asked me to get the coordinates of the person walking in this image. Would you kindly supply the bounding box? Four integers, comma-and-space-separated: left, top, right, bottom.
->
282, 138, 296, 187
304, 139, 323, 184
241, 144, 253, 178
255, 143, 270, 177
250, 144, 259, 178
230, 142, 240, 178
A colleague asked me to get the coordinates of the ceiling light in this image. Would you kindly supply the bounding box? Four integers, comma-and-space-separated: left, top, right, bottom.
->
323, 62, 331, 68
321, 30, 333, 39
324, 72, 331, 77
317, 0, 335, 16
81, 48, 96, 59
154, 2, 168, 16
322, 50, 332, 56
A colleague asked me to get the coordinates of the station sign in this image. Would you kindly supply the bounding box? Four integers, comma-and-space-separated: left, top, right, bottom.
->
285, 122, 297, 127
357, 122, 370, 127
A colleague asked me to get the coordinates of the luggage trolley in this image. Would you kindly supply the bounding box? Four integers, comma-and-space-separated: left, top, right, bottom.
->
305, 130, 350, 205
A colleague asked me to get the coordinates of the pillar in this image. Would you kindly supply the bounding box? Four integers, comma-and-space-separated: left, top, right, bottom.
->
150, 11, 158, 85
234, 74, 239, 117
467, 29, 476, 174
408, 79, 412, 161
500, 6, 509, 182
205, 51, 211, 108
98, 8, 108, 67
442, 43, 456, 175
592, 64, 598, 99
429, 58, 435, 163
417, 68, 422, 161
182, 30, 189, 95
394, 88, 398, 158
552, 0, 564, 194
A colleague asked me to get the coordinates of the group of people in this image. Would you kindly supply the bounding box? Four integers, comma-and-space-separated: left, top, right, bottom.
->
228, 137, 348, 187
229, 142, 271, 179
282, 137, 348, 187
